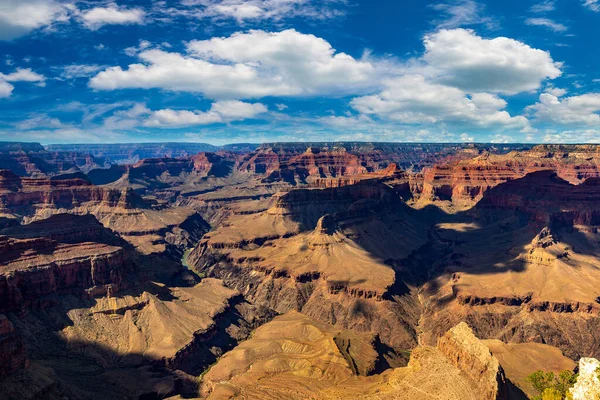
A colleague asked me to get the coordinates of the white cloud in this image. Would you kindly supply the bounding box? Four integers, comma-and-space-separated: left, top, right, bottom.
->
490, 134, 515, 143
460, 133, 474, 141
81, 3, 145, 30
544, 129, 600, 142
528, 93, 600, 125
90, 29, 375, 99
544, 86, 567, 97
145, 100, 267, 127
275, 103, 288, 111
0, 68, 46, 83
124, 40, 152, 57
15, 114, 64, 130
420, 29, 562, 94
525, 17, 568, 32
181, 0, 346, 22
0, 0, 69, 40
102, 103, 152, 130
318, 114, 374, 128
0, 68, 46, 98
583, 0, 600, 12
60, 64, 105, 79
431, 0, 495, 29
531, 1, 556, 12
0, 81, 13, 98
350, 75, 530, 130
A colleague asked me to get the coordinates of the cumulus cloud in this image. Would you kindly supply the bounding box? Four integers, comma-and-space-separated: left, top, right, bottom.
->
0, 68, 46, 83
0, 81, 13, 98
80, 3, 145, 30
350, 75, 530, 130
145, 100, 267, 127
543, 129, 600, 142
90, 29, 375, 99
88, 27, 565, 136
420, 29, 562, 94
528, 93, 600, 125
0, 68, 46, 98
544, 86, 567, 97
0, 0, 69, 40
525, 17, 567, 32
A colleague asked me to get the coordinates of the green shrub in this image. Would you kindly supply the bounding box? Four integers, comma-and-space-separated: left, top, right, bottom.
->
526, 370, 578, 400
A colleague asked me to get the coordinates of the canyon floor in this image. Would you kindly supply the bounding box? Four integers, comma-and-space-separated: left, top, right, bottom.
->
1, 141, 600, 399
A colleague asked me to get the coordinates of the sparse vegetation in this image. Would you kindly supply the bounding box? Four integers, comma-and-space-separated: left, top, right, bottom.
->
526, 370, 578, 400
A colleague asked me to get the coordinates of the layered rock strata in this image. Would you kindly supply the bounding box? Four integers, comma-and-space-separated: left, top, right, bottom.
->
0, 236, 135, 312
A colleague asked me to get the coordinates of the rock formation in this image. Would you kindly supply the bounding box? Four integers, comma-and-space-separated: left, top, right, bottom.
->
570, 357, 600, 400
0, 314, 28, 378
5, 142, 600, 399
188, 182, 429, 349
437, 322, 507, 400
0, 235, 135, 312
0, 142, 107, 177
0, 170, 210, 257
416, 145, 600, 210
200, 316, 509, 400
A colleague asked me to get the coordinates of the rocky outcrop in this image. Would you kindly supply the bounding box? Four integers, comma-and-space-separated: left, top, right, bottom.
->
570, 357, 600, 400
0, 141, 106, 177
263, 148, 368, 184
477, 170, 600, 224
0, 214, 129, 246
0, 169, 146, 213
201, 317, 512, 400
0, 314, 28, 378
0, 172, 206, 257
437, 322, 508, 400
417, 145, 600, 209
267, 180, 403, 226
0, 236, 135, 312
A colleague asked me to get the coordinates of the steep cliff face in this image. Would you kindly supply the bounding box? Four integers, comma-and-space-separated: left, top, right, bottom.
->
0, 214, 129, 247
237, 143, 492, 185
417, 145, 600, 210
477, 170, 600, 225
0, 169, 143, 214
238, 142, 531, 178
0, 314, 28, 378
0, 142, 106, 177
437, 322, 507, 400
0, 236, 135, 312
262, 148, 368, 184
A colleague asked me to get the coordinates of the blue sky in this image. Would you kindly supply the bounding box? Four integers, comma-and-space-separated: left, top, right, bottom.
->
1, 0, 600, 144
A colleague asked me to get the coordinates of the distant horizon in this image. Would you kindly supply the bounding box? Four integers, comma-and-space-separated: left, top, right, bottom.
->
0, 139, 567, 147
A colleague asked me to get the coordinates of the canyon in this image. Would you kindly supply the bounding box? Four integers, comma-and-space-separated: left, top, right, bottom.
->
1, 141, 600, 399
